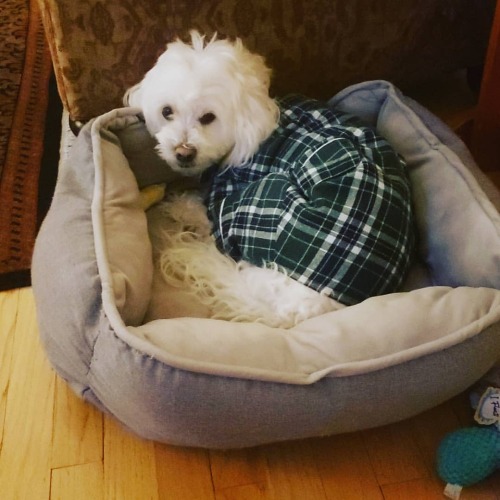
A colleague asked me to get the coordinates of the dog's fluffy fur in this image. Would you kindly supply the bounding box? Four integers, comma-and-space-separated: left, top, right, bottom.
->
129, 32, 343, 327
125, 31, 279, 176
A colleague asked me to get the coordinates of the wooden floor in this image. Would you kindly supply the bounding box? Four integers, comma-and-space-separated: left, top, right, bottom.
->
1, 75, 500, 499
1, 288, 500, 500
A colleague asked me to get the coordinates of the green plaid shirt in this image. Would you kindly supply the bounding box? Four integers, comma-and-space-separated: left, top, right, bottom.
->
206, 95, 414, 305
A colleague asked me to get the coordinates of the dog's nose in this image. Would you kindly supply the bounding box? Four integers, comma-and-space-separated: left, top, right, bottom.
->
175, 144, 197, 164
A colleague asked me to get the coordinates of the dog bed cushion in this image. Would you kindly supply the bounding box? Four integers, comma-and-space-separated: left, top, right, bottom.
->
32, 81, 500, 448
207, 94, 415, 305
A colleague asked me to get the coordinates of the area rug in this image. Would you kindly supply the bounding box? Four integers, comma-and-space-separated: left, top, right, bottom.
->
0, 0, 61, 291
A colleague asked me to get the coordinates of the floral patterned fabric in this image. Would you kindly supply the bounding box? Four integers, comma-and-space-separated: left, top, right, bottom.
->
37, 0, 494, 123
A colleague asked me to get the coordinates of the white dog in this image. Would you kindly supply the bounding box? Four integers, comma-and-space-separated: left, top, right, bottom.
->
127, 32, 343, 328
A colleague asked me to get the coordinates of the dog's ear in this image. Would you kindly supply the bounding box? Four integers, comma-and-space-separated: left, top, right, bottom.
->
123, 81, 143, 108
225, 43, 279, 166
228, 95, 279, 167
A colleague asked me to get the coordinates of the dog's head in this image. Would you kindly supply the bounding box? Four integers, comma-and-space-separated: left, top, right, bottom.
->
124, 31, 279, 176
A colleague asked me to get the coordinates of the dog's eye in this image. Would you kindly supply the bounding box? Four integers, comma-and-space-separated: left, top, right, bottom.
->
162, 106, 173, 120
199, 112, 216, 126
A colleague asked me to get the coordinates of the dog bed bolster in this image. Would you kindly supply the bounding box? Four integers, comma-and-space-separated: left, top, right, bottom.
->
32, 81, 500, 448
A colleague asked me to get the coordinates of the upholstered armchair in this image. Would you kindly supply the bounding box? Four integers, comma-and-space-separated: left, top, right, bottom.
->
37, 0, 494, 124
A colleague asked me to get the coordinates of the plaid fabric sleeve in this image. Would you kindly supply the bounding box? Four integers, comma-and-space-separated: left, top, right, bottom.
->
206, 95, 415, 306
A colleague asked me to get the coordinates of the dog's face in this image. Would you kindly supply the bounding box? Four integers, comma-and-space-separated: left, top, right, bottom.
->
125, 32, 279, 176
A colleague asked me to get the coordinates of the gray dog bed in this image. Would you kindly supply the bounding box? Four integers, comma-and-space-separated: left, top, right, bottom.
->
32, 81, 500, 448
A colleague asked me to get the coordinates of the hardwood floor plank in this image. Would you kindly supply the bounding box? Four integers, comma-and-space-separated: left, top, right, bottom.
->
210, 447, 268, 491
51, 376, 104, 469
51, 462, 104, 500
103, 415, 159, 500
155, 442, 215, 500
408, 402, 463, 472
362, 420, 428, 486
312, 434, 383, 500
0, 288, 55, 499
481, 472, 500, 499
382, 477, 456, 500
461, 485, 500, 500
384, 476, 499, 500
215, 482, 268, 500
0, 288, 18, 445
265, 439, 327, 500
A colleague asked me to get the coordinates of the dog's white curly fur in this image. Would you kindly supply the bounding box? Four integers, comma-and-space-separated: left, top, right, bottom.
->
145, 195, 343, 328
130, 32, 343, 327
